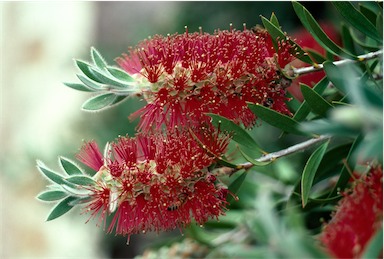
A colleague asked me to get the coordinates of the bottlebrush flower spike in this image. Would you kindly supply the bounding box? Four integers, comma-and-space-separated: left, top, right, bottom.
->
77, 128, 231, 239
116, 25, 296, 132
319, 165, 383, 258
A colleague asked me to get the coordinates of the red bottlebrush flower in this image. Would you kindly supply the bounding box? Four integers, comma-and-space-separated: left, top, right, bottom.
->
76, 128, 231, 239
76, 140, 104, 171
117, 26, 296, 132
319, 165, 383, 258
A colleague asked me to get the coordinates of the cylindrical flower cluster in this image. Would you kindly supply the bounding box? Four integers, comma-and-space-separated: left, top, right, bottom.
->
117, 26, 295, 132
76, 128, 231, 238
319, 165, 383, 258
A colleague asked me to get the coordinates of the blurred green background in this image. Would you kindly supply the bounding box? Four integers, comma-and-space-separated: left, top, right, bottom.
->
0, 2, 334, 258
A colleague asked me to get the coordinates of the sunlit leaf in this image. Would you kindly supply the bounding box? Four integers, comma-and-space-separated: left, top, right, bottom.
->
301, 141, 329, 207
107, 66, 135, 82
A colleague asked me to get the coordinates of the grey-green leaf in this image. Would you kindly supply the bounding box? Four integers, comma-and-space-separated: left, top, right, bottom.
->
75, 60, 103, 83
91, 47, 108, 70
227, 172, 247, 203
82, 93, 117, 111
107, 66, 135, 82
37, 160, 65, 185
63, 82, 93, 92
65, 175, 96, 186
59, 157, 83, 176
46, 196, 77, 221
301, 141, 329, 207
37, 190, 68, 202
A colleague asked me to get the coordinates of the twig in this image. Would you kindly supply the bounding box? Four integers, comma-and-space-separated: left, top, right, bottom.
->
293, 49, 383, 76
220, 135, 331, 174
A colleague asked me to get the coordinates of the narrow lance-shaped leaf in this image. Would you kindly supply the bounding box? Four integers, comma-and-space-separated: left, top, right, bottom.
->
46, 196, 77, 221
238, 147, 272, 167
82, 93, 117, 111
332, 2, 382, 43
65, 175, 96, 186
301, 141, 329, 207
75, 60, 103, 83
207, 113, 264, 153
261, 16, 313, 65
63, 82, 94, 92
300, 83, 333, 117
292, 2, 357, 60
248, 103, 309, 136
36, 160, 66, 185
270, 12, 280, 27
88, 67, 132, 89
227, 171, 247, 203
36, 190, 68, 202
294, 77, 330, 121
328, 134, 363, 198
91, 47, 108, 70
107, 66, 135, 83
59, 157, 84, 176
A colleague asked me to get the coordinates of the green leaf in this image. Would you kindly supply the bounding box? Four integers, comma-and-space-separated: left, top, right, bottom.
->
238, 147, 272, 166
63, 82, 93, 92
270, 12, 280, 27
46, 196, 76, 221
36, 160, 66, 185
227, 171, 247, 203
88, 67, 131, 89
300, 84, 333, 117
248, 103, 308, 135
75, 60, 103, 83
91, 47, 108, 70
37, 190, 68, 202
261, 15, 313, 65
292, 2, 357, 59
323, 61, 348, 94
333, 2, 382, 43
361, 227, 383, 259
208, 113, 263, 153
376, 12, 383, 39
294, 77, 330, 121
77, 74, 106, 90
359, 4, 379, 25
65, 175, 96, 186
341, 24, 357, 55
107, 66, 135, 82
82, 93, 117, 111
301, 141, 329, 207
59, 157, 83, 176
349, 29, 381, 51
328, 134, 363, 198
306, 49, 326, 63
